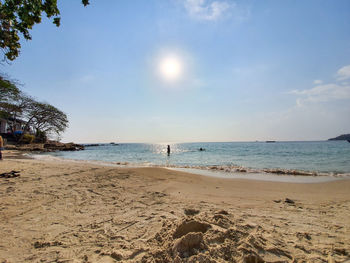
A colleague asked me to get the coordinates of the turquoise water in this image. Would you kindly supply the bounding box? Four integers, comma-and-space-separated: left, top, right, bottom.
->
43, 141, 350, 175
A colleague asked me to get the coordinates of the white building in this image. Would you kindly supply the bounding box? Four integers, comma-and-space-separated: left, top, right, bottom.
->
0, 118, 25, 134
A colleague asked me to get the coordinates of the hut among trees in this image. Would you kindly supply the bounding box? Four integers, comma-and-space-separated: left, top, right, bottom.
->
0, 75, 68, 144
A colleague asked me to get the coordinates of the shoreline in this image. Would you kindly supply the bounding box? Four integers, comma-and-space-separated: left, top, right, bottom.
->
1, 152, 349, 262
169, 167, 350, 183
28, 150, 350, 183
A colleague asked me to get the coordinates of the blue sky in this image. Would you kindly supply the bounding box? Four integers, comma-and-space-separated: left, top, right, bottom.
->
3, 0, 350, 143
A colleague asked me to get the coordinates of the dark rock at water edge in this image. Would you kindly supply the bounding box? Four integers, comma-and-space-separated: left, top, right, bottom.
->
328, 134, 350, 141
83, 143, 100, 147
4, 141, 84, 152
44, 141, 85, 151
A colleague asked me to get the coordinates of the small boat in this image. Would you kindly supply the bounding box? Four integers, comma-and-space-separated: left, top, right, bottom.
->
266, 141, 276, 143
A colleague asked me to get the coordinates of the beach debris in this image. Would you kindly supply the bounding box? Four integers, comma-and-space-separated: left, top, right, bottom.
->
110, 252, 123, 261
284, 198, 295, 204
263, 168, 317, 176
87, 188, 103, 196
172, 232, 204, 257
114, 162, 129, 166
0, 170, 20, 178
184, 208, 200, 216
296, 232, 311, 240
33, 241, 62, 249
273, 199, 282, 203
151, 191, 167, 198
173, 220, 210, 239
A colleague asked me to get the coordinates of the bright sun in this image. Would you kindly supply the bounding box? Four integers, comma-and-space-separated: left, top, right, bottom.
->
159, 56, 182, 81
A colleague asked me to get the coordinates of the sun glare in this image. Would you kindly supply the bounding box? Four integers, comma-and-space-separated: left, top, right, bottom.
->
159, 56, 182, 81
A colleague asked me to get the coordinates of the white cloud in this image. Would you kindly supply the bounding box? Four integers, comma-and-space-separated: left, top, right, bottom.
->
313, 79, 323, 85
336, 65, 350, 81
290, 65, 350, 106
79, 74, 95, 83
252, 104, 350, 141
290, 83, 350, 104
184, 0, 232, 21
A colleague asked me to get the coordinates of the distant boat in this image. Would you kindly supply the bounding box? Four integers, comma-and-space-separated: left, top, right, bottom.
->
266, 141, 276, 143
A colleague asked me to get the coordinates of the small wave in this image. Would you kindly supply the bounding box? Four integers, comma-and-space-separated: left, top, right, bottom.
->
168, 167, 350, 183
162, 164, 350, 178
30, 153, 130, 167
31, 154, 63, 161
29, 153, 350, 179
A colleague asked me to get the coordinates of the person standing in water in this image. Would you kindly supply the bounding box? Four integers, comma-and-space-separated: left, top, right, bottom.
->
167, 145, 170, 156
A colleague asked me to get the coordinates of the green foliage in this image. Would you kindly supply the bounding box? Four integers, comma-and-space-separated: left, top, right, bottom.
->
0, 75, 69, 140
19, 134, 35, 144
0, 75, 20, 101
0, 0, 89, 61
25, 101, 69, 136
35, 130, 47, 143
0, 75, 21, 119
0, 78, 34, 134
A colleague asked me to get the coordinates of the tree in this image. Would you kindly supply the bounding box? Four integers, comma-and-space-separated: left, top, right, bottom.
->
0, 0, 89, 61
0, 76, 68, 140
0, 75, 20, 102
23, 101, 68, 138
0, 78, 34, 132
0, 75, 22, 122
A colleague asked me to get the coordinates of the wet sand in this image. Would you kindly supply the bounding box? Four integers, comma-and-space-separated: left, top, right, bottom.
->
0, 151, 349, 262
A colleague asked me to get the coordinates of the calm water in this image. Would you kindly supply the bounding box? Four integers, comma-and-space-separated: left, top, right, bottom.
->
43, 141, 350, 174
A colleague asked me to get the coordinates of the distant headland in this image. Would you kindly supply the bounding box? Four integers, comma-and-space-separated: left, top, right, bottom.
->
328, 134, 350, 141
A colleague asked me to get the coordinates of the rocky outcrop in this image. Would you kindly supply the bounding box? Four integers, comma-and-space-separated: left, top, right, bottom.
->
328, 134, 350, 140
44, 141, 84, 151
4, 141, 84, 152
5, 143, 45, 151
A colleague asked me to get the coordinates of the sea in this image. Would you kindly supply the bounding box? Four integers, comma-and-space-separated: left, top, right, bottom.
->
35, 141, 350, 182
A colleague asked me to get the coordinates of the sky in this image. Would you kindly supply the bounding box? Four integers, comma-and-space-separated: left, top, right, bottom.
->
2, 0, 350, 143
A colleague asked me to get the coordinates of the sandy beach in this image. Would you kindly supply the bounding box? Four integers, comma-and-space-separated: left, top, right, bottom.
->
0, 151, 349, 263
